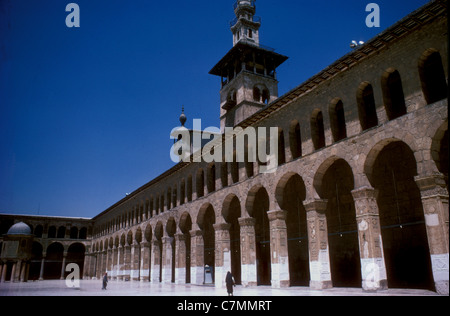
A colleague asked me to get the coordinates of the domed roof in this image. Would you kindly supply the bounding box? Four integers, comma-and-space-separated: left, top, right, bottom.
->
7, 222, 32, 235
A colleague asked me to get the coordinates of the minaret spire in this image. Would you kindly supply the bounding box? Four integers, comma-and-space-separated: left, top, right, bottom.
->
231, 0, 261, 46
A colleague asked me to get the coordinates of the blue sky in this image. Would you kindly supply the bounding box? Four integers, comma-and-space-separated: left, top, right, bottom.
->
0, 0, 429, 218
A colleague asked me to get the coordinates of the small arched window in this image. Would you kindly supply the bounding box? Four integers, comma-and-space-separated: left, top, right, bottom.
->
278, 128, 286, 165
289, 120, 302, 159
357, 82, 378, 131
196, 169, 205, 198
329, 98, 347, 142
207, 163, 216, 193
418, 49, 448, 105
381, 68, 406, 120
311, 109, 326, 150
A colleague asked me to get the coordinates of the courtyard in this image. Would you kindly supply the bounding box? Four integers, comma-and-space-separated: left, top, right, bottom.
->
0, 280, 440, 296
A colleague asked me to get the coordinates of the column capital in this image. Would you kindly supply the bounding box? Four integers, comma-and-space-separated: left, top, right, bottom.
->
267, 209, 287, 222
304, 199, 328, 213
213, 223, 231, 232
415, 173, 449, 197
351, 186, 378, 199
238, 217, 256, 227
189, 229, 202, 238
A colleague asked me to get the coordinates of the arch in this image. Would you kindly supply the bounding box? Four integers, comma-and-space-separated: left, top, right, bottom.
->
197, 203, 216, 282
34, 225, 43, 238
180, 179, 186, 206
29, 241, 43, 281
179, 212, 192, 283
357, 81, 378, 131
311, 109, 325, 150
79, 227, 87, 240
246, 185, 271, 285
276, 172, 309, 286
57, 226, 66, 239
166, 217, 176, 283
207, 163, 216, 194
278, 128, 286, 165
135, 227, 142, 244
144, 223, 152, 242
196, 169, 205, 198
418, 48, 448, 105
66, 243, 86, 279
367, 140, 434, 290
381, 68, 407, 120
289, 120, 302, 159
48, 226, 56, 238
431, 120, 448, 188
316, 158, 361, 287
329, 98, 347, 142
70, 226, 79, 239
222, 194, 242, 284
45, 242, 64, 279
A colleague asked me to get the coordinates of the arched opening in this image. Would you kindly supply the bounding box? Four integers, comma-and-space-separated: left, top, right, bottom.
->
318, 159, 361, 287
167, 187, 172, 210
222, 194, 242, 285
180, 179, 186, 206
329, 98, 347, 142
221, 161, 229, 188
278, 128, 286, 165
311, 109, 326, 150
45, 242, 64, 279
431, 121, 449, 189
369, 141, 434, 290
253, 86, 261, 102
34, 225, 43, 238
276, 173, 310, 286
154, 222, 164, 282
289, 120, 302, 159
66, 243, 86, 279
196, 169, 205, 198
166, 218, 176, 283
198, 204, 216, 283
357, 82, 378, 131
79, 227, 87, 240
207, 163, 216, 193
187, 175, 193, 202
381, 68, 407, 120
179, 212, 192, 283
57, 226, 66, 239
231, 152, 239, 184
419, 49, 448, 105
144, 224, 152, 281
262, 89, 270, 104
70, 227, 78, 239
247, 186, 271, 285
48, 226, 56, 238
29, 242, 43, 281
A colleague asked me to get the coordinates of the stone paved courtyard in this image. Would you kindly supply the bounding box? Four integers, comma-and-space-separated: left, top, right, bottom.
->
0, 280, 440, 296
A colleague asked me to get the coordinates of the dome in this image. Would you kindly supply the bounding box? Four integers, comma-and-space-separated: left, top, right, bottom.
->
179, 106, 187, 127
7, 222, 32, 235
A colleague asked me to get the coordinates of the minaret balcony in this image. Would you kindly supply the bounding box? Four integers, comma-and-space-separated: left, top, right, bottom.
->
233, 0, 256, 11
230, 15, 261, 28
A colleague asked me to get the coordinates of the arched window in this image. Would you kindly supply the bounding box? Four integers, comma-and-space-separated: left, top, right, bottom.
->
196, 168, 205, 198
187, 175, 193, 202
329, 98, 347, 142
381, 68, 406, 120
79, 227, 87, 240
57, 226, 66, 239
180, 179, 186, 206
167, 187, 172, 210
221, 161, 228, 188
207, 163, 216, 193
419, 49, 448, 105
357, 82, 378, 131
48, 226, 56, 238
262, 89, 270, 104
253, 86, 261, 102
311, 109, 326, 150
34, 225, 43, 238
70, 226, 78, 239
289, 120, 302, 159
278, 128, 286, 165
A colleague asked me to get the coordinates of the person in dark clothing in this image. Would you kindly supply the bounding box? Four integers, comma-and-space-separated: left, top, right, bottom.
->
102, 272, 108, 290
225, 271, 235, 296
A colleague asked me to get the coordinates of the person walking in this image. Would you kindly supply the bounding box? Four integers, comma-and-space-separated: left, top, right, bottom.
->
225, 271, 235, 296
102, 272, 108, 290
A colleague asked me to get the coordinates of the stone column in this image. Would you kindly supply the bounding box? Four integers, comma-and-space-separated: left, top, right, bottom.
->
161, 236, 174, 283
131, 242, 141, 281
213, 223, 231, 289
190, 229, 204, 285
123, 245, 131, 281
118, 245, 124, 280
268, 210, 289, 288
174, 233, 187, 284
1, 261, 7, 282
415, 174, 449, 295
0, 263, 3, 283
352, 186, 388, 292
238, 217, 257, 287
106, 248, 112, 277
39, 254, 46, 280
112, 246, 118, 280
304, 199, 332, 290
150, 240, 161, 283
20, 261, 28, 282
139, 241, 151, 282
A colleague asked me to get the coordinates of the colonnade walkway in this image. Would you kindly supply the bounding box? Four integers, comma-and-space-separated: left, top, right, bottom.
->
0, 280, 439, 296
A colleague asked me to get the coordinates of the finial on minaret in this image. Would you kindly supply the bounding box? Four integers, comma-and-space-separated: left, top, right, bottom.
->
179, 105, 187, 127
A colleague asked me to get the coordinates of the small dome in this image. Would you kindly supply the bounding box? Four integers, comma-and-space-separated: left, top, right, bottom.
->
7, 222, 32, 235
179, 107, 187, 127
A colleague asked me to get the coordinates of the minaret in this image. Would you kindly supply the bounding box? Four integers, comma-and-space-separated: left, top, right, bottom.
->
209, 0, 288, 132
